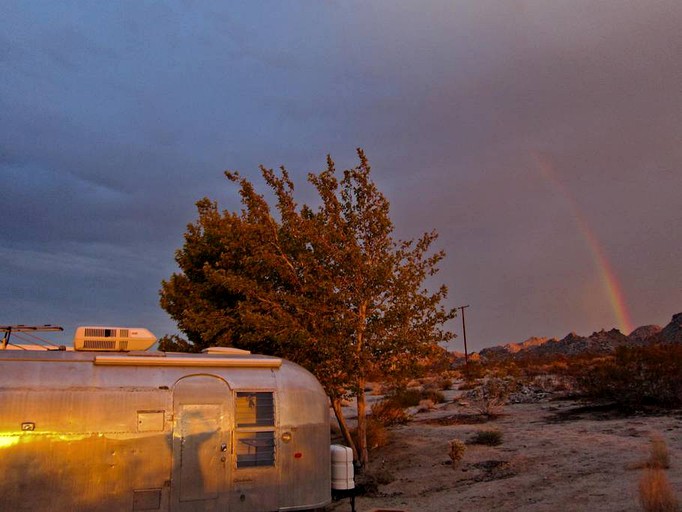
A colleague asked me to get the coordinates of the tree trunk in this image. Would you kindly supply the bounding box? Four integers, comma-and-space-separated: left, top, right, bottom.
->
331, 398, 358, 462
356, 380, 369, 466
355, 301, 369, 466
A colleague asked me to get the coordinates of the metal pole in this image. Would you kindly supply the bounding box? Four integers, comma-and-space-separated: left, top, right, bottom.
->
455, 305, 470, 364
1, 327, 11, 350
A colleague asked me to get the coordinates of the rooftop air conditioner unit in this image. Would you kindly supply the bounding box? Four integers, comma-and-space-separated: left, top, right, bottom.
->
73, 326, 156, 352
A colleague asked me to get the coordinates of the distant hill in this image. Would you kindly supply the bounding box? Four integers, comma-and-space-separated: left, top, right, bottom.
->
473, 312, 681, 361
660, 312, 682, 344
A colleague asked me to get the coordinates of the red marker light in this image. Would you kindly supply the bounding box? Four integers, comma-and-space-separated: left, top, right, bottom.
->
294, 452, 303, 459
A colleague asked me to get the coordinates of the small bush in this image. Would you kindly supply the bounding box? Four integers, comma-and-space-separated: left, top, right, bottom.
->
371, 399, 409, 426
448, 439, 466, 468
365, 419, 388, 450
387, 388, 423, 408
438, 376, 453, 390
422, 389, 446, 404
351, 418, 389, 452
417, 399, 435, 412
462, 361, 485, 382
470, 429, 503, 446
648, 436, 671, 470
355, 466, 395, 496
488, 361, 522, 380
639, 468, 679, 512
422, 376, 453, 392
470, 378, 513, 417
372, 467, 395, 485
576, 344, 682, 410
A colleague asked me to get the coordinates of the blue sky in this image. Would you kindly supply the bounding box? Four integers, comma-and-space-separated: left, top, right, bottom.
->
2, 1, 681, 350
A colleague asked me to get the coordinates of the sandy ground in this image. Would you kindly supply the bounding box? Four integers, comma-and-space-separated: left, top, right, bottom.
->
327, 387, 682, 512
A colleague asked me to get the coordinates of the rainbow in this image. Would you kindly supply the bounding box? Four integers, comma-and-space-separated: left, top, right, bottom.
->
531, 151, 634, 334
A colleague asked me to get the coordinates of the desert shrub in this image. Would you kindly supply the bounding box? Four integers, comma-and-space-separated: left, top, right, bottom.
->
470, 378, 515, 417
648, 436, 671, 470
437, 376, 453, 390
487, 361, 522, 380
422, 388, 446, 404
448, 439, 466, 468
355, 465, 395, 495
371, 399, 409, 426
365, 419, 389, 450
639, 469, 679, 512
470, 429, 503, 446
423, 376, 453, 391
577, 344, 682, 410
369, 382, 385, 396
371, 467, 395, 485
462, 361, 485, 382
386, 387, 423, 408
532, 374, 574, 394
351, 418, 389, 451
417, 399, 435, 412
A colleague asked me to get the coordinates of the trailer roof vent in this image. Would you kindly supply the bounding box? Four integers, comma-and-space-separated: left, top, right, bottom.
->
74, 326, 156, 352
201, 347, 251, 355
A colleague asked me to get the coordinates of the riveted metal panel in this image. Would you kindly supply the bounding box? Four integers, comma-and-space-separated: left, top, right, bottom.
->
0, 350, 331, 511
172, 376, 230, 511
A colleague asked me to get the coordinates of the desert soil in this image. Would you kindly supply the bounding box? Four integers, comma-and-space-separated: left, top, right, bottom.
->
327, 386, 682, 512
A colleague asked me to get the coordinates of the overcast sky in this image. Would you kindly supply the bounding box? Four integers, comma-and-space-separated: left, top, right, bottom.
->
2, 1, 681, 351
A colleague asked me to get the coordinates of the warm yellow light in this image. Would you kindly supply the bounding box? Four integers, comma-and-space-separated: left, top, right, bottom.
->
0, 436, 20, 449
0, 432, 97, 448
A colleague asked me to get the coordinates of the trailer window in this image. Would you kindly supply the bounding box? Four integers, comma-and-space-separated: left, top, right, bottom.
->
236, 392, 274, 427
236, 431, 275, 467
235, 392, 275, 468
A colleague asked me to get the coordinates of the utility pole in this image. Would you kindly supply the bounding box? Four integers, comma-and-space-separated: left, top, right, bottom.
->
455, 305, 470, 364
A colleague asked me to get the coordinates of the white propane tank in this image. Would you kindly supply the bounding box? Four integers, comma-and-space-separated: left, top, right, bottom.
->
330, 444, 355, 490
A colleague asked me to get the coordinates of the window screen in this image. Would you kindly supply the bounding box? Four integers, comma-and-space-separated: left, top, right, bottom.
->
235, 392, 275, 468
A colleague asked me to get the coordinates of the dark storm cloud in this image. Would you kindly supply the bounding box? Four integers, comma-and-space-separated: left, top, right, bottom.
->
1, 1, 681, 348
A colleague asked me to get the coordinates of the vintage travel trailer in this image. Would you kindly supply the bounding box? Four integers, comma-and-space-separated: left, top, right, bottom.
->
0, 326, 341, 511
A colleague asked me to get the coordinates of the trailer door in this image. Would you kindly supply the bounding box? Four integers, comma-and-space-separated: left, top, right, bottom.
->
172, 376, 231, 512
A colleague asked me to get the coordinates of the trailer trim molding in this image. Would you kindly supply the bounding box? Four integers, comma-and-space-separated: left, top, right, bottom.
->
94, 355, 282, 368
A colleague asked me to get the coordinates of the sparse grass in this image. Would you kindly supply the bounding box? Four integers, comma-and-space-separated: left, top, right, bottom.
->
470, 429, 503, 446
639, 468, 679, 512
448, 439, 466, 469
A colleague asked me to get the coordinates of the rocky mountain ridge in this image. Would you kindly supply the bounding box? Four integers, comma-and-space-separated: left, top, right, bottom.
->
476, 312, 681, 360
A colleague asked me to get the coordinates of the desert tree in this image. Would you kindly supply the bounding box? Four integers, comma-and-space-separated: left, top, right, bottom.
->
160, 149, 455, 465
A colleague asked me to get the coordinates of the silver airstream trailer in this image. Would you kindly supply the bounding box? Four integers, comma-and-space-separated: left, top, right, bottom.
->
0, 326, 333, 511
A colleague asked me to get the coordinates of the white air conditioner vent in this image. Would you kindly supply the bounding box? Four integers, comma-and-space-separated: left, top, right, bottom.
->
85, 327, 117, 338
74, 326, 156, 352
83, 339, 116, 350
